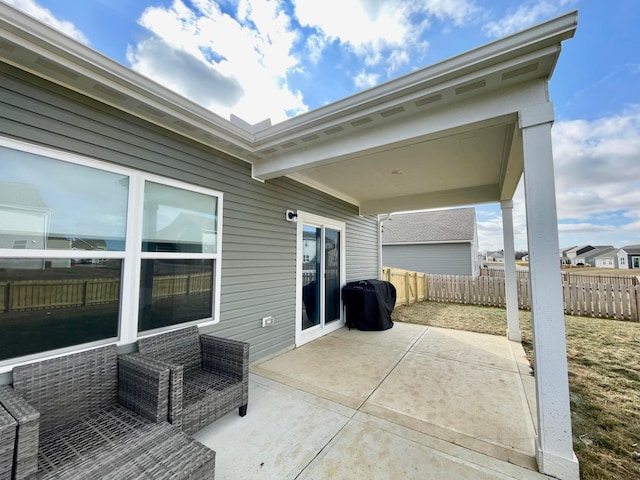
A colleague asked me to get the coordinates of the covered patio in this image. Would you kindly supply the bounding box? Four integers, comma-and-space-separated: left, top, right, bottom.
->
248, 11, 581, 479
195, 322, 546, 479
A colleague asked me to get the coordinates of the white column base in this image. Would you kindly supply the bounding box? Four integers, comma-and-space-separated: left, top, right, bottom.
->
507, 328, 522, 342
536, 439, 580, 480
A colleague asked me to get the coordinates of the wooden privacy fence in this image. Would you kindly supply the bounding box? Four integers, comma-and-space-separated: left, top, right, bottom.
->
383, 267, 640, 321
562, 282, 638, 320
0, 273, 212, 313
479, 267, 638, 286
1, 278, 120, 312
381, 267, 426, 306
425, 274, 533, 310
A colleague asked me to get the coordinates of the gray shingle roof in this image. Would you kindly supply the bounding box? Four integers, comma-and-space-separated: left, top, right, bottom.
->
382, 208, 476, 244
621, 244, 640, 255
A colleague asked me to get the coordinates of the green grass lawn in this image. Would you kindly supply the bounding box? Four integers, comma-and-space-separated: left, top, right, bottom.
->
392, 301, 640, 480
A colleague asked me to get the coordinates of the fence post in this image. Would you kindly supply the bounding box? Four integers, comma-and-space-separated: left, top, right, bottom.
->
2, 282, 9, 313
404, 272, 410, 305
82, 280, 88, 307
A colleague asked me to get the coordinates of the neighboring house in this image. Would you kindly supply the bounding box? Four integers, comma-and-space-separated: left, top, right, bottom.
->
564, 245, 595, 265
154, 212, 217, 254
0, 8, 582, 476
302, 228, 318, 264
485, 250, 505, 263
0, 182, 49, 250
618, 245, 640, 269
0, 182, 49, 270
594, 249, 619, 269
574, 246, 615, 267
559, 246, 576, 265
382, 208, 479, 276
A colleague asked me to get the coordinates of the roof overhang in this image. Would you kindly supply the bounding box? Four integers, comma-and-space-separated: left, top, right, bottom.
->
0, 4, 577, 215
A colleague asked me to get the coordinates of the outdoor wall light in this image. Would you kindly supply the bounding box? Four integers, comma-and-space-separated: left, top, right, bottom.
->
286, 209, 298, 222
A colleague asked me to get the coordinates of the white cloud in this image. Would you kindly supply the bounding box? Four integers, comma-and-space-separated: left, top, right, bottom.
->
353, 70, 380, 89
478, 106, 640, 251
3, 0, 89, 44
305, 33, 329, 64
552, 105, 640, 219
127, 0, 307, 124
483, 0, 577, 37
293, 0, 478, 75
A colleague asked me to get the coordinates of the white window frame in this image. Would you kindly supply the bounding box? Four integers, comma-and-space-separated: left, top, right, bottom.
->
127, 173, 223, 341
0, 137, 223, 369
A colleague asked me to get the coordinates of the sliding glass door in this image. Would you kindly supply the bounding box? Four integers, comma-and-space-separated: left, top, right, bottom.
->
297, 213, 345, 345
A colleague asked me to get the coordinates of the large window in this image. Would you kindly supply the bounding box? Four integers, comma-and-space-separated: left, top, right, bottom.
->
138, 180, 219, 333
0, 138, 222, 365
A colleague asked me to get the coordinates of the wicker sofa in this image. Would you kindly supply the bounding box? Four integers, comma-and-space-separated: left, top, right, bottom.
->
0, 401, 17, 480
0, 345, 216, 480
136, 326, 249, 435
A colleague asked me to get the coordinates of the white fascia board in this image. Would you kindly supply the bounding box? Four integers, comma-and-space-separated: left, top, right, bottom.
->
253, 10, 577, 141
252, 45, 561, 154
253, 81, 546, 180
0, 3, 253, 149
383, 240, 471, 246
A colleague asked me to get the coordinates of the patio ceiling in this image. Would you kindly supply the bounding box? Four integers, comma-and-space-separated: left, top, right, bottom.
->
0, 6, 576, 216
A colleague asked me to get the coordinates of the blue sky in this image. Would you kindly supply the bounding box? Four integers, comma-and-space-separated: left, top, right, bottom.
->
5, 0, 640, 252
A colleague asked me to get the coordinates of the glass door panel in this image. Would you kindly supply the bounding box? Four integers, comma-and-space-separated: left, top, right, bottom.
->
302, 225, 321, 331
324, 228, 341, 324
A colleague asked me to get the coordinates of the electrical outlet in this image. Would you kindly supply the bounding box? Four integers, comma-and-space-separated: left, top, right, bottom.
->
261, 316, 274, 327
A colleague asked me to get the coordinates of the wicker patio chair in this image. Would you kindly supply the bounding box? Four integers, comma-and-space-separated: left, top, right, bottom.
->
137, 326, 249, 435
0, 345, 216, 480
0, 401, 17, 480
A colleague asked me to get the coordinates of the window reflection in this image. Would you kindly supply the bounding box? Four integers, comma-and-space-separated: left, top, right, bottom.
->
138, 259, 214, 332
302, 226, 321, 330
0, 146, 128, 251
0, 259, 121, 361
142, 182, 217, 253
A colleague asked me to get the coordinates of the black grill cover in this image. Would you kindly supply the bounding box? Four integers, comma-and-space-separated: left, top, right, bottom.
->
341, 280, 396, 331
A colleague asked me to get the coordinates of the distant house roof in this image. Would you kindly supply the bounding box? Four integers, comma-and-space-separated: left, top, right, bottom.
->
0, 182, 48, 210
565, 245, 595, 256
593, 249, 619, 259
382, 208, 476, 245
579, 246, 614, 260
620, 244, 640, 255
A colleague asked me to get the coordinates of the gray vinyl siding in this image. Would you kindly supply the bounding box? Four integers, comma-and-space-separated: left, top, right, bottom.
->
0, 63, 379, 364
383, 243, 473, 276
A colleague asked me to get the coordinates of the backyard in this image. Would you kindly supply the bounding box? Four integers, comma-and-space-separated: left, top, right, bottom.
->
392, 301, 640, 480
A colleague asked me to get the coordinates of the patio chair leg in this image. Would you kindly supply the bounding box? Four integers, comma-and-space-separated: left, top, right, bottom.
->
239, 404, 247, 417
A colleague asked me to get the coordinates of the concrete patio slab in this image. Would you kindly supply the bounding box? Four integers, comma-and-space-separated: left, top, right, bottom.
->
410, 326, 517, 372
251, 334, 407, 409
299, 413, 548, 480
201, 324, 544, 479
327, 321, 427, 351
193, 374, 354, 479
361, 352, 537, 469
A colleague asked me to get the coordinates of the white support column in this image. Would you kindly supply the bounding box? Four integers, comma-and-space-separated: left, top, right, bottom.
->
501, 200, 521, 342
520, 103, 579, 480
